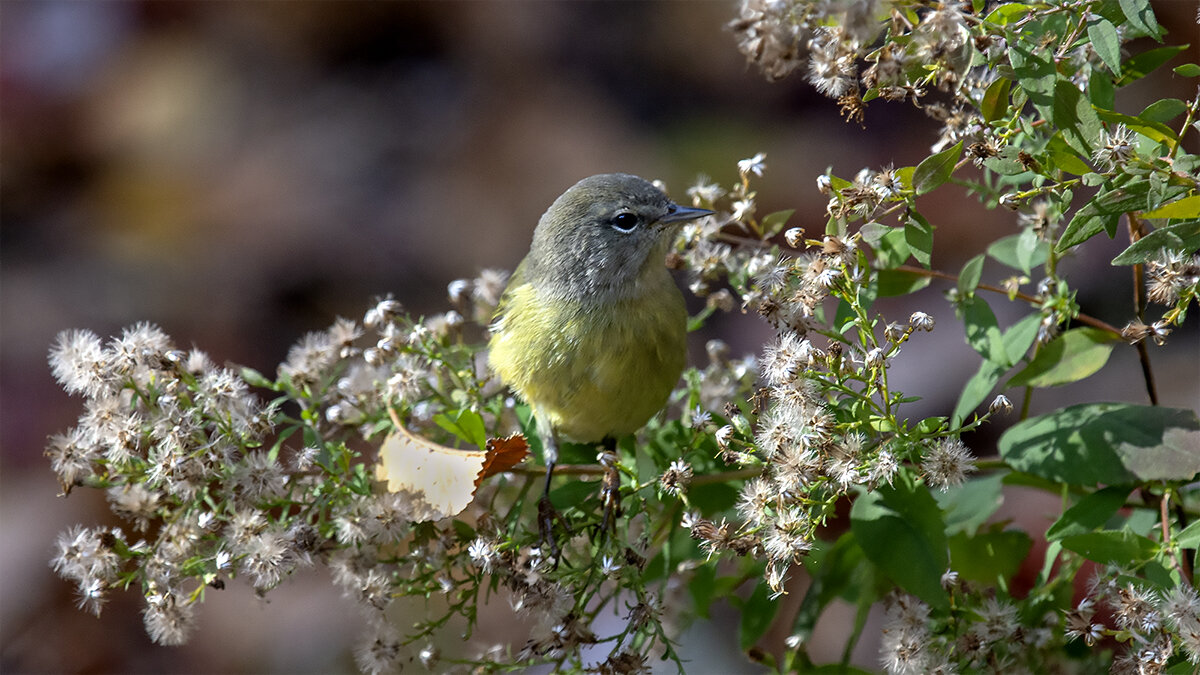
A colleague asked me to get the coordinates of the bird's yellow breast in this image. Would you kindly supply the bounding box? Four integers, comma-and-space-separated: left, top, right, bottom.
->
488, 278, 687, 443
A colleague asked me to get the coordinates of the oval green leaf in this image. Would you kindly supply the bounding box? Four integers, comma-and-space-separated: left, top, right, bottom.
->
1008, 327, 1115, 388
1060, 530, 1157, 567
913, 141, 963, 196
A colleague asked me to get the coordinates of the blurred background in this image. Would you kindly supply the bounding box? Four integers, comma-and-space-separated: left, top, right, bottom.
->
2, 2, 1196, 673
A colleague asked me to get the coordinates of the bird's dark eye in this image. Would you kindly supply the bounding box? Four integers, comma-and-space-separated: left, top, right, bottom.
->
611, 212, 639, 233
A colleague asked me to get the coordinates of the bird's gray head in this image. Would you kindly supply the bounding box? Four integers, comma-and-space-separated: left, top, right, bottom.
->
525, 173, 711, 300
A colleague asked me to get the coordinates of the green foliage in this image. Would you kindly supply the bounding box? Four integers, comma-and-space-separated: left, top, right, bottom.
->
850, 471, 950, 609
1007, 327, 1115, 387
1001, 403, 1200, 485
44, 0, 1200, 672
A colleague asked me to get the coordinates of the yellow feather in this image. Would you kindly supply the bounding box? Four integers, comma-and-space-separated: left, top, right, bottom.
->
488, 273, 686, 442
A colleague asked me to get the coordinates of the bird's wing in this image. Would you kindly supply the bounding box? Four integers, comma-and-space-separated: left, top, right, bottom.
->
490, 257, 529, 330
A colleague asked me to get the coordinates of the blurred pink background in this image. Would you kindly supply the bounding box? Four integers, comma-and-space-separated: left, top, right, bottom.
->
2, 2, 1196, 673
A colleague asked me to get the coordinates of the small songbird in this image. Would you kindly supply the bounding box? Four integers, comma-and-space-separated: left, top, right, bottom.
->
488, 173, 712, 505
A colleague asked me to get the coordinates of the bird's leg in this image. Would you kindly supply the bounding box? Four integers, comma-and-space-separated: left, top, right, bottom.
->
599, 436, 621, 537
538, 430, 562, 561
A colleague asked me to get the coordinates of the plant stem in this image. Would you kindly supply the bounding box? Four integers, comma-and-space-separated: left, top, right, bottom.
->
893, 264, 1123, 337
1126, 213, 1159, 406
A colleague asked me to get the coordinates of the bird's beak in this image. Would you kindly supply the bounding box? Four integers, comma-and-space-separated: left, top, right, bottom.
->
657, 204, 714, 225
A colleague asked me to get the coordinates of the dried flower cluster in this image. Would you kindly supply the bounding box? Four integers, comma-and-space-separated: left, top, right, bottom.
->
671, 160, 998, 603
47, 275, 692, 672
723, 0, 1200, 672
43, 0, 1200, 669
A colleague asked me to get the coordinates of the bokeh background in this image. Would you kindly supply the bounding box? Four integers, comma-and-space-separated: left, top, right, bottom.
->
2, 2, 1196, 673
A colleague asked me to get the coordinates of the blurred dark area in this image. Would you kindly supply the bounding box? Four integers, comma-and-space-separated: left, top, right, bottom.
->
1, 2, 1195, 673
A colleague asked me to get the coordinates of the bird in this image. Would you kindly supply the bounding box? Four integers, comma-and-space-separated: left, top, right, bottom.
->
487, 173, 712, 523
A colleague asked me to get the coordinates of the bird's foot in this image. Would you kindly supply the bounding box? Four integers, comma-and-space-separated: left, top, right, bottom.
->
537, 494, 564, 566
598, 462, 622, 540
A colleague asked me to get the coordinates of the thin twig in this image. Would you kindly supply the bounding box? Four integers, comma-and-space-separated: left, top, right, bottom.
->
1161, 490, 1193, 587
893, 264, 1124, 337
710, 231, 1127, 339
1126, 213, 1159, 405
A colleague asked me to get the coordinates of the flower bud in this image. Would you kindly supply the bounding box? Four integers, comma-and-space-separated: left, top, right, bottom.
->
909, 311, 935, 332
989, 394, 1013, 415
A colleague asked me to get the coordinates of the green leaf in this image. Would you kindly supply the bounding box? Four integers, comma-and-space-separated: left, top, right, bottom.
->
1117, 0, 1162, 40
875, 268, 932, 297
451, 519, 476, 540
1112, 220, 1200, 265
1086, 17, 1122, 76
760, 209, 795, 237
1144, 196, 1200, 220
1007, 327, 1115, 387
850, 472, 950, 609
1134, 559, 1178, 591
689, 481, 740, 516
1095, 108, 1179, 144
914, 417, 948, 435
935, 474, 1006, 536
1090, 0, 1127, 26
1010, 40, 1055, 112
952, 359, 1007, 426
1175, 521, 1200, 549
1175, 63, 1200, 78
958, 254, 985, 296
1047, 132, 1094, 175
240, 366, 275, 389
1109, 408, 1200, 482
547, 479, 599, 510
987, 231, 1048, 274
434, 409, 488, 449
981, 77, 1013, 122
1168, 662, 1200, 675
1053, 78, 1102, 157
1046, 486, 1133, 541
1015, 227, 1047, 273
874, 227, 912, 269
793, 534, 869, 643
1000, 403, 1138, 486
1060, 530, 1158, 566
904, 211, 934, 268
913, 141, 963, 196
1088, 70, 1115, 110
1010, 83, 1028, 110
983, 152, 1027, 176
960, 296, 1007, 365
949, 527, 1033, 585
1058, 176, 1152, 252
688, 564, 719, 619
1139, 98, 1188, 124
514, 404, 544, 461
1036, 540, 1063, 586
1002, 313, 1042, 365
1125, 508, 1161, 538
1001, 403, 1200, 486
859, 221, 890, 247
738, 578, 780, 651
985, 2, 1031, 25
1117, 45, 1188, 86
